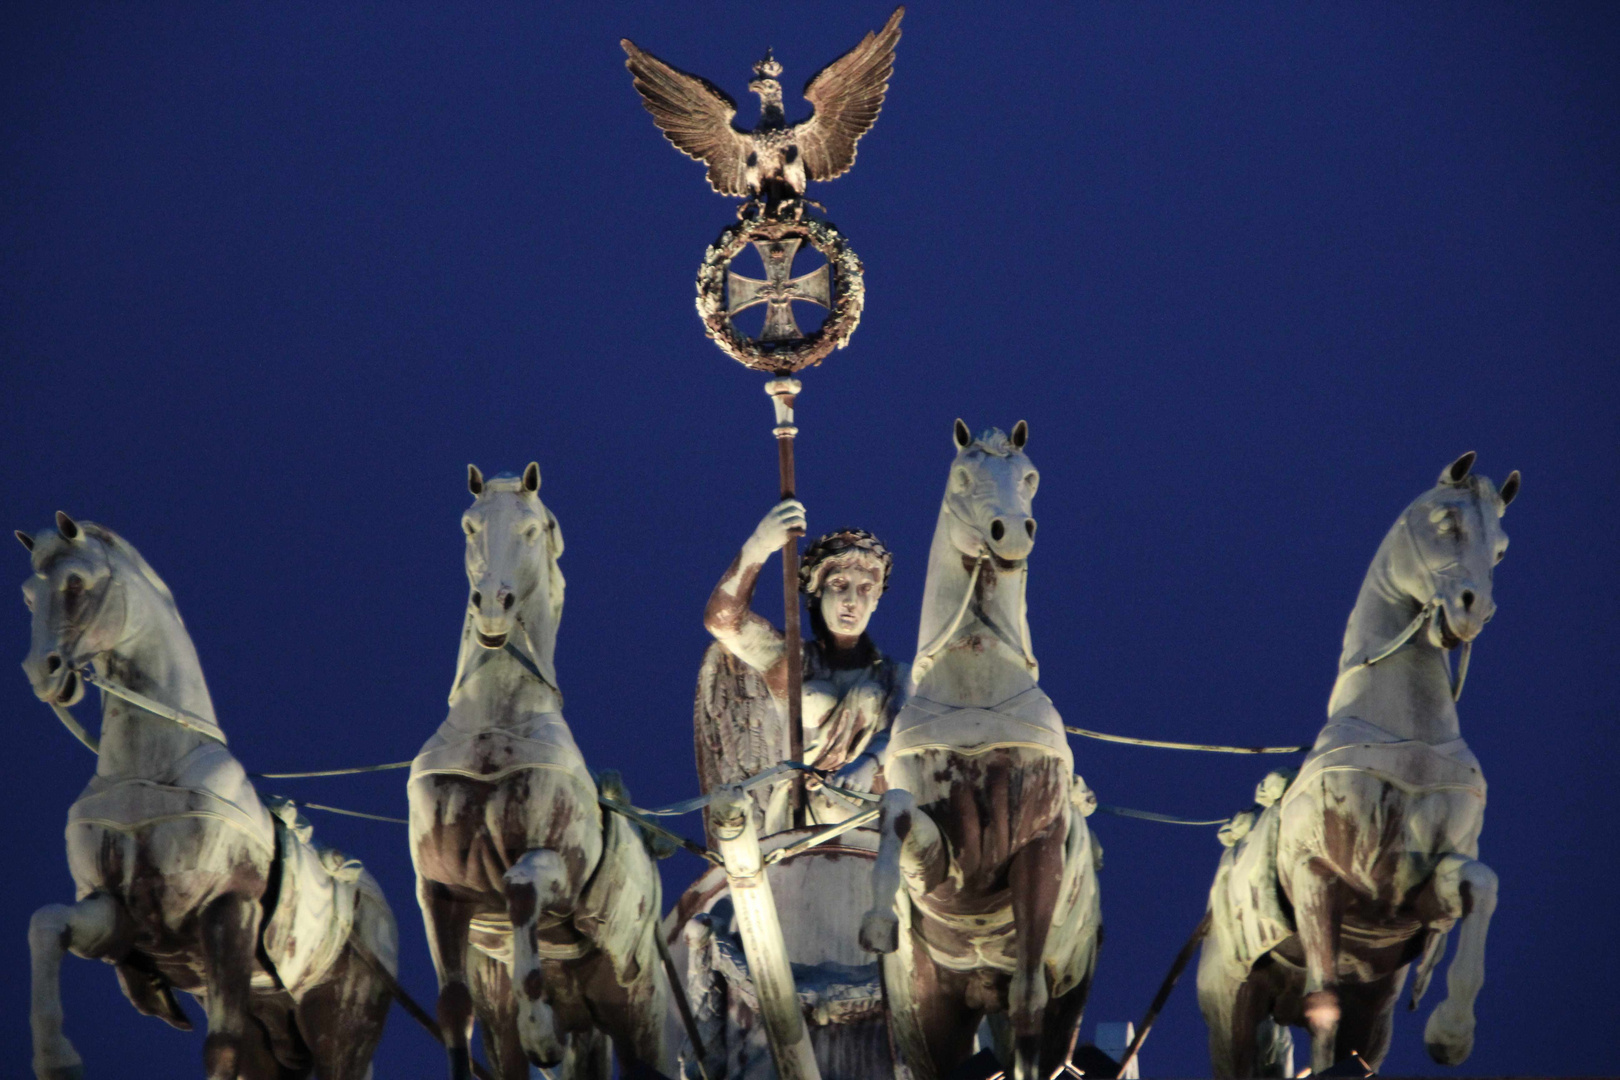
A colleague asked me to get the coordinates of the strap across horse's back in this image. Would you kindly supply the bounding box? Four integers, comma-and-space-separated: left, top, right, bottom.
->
888, 686, 1072, 765
1282, 716, 1486, 808
66, 740, 275, 853
411, 711, 594, 786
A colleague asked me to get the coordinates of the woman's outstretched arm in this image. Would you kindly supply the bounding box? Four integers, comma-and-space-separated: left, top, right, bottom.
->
704, 499, 806, 697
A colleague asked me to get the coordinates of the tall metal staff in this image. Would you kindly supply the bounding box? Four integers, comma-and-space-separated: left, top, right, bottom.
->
624, 8, 897, 826
620, 14, 902, 1078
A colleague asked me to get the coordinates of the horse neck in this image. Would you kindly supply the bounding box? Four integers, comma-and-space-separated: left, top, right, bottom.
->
912, 507, 1038, 707
95, 573, 219, 780
1326, 526, 1459, 742
447, 599, 564, 728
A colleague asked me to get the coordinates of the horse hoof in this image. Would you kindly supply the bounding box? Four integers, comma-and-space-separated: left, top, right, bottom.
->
527, 1048, 564, 1070
1424, 1004, 1474, 1065
1012, 1035, 1043, 1080
859, 910, 899, 954
518, 1002, 564, 1068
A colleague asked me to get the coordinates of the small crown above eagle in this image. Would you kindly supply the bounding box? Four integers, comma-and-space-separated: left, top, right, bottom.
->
753, 50, 782, 80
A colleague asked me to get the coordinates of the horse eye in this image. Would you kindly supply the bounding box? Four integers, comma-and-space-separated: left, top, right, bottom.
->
64, 575, 84, 596
524, 526, 540, 541
463, 520, 477, 536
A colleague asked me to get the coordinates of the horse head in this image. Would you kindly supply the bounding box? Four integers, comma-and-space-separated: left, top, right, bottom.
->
462, 462, 565, 664
943, 419, 1039, 564
16, 513, 144, 706
1390, 452, 1520, 648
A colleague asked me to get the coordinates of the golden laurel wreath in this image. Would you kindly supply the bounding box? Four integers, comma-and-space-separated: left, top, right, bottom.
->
695, 215, 865, 374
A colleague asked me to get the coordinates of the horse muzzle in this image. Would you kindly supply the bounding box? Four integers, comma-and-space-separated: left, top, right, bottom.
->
1432, 591, 1492, 647
985, 514, 1036, 562
24, 652, 85, 706
470, 585, 517, 648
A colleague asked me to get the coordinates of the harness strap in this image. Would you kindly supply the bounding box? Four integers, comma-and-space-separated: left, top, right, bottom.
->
451, 636, 557, 698
80, 668, 228, 743
51, 701, 100, 753
912, 556, 983, 681
1064, 724, 1308, 755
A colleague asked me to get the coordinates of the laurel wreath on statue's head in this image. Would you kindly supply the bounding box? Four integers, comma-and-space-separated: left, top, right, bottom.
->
695, 216, 865, 375
800, 528, 894, 596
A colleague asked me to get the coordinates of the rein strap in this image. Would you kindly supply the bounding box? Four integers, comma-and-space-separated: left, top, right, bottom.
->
80, 668, 228, 744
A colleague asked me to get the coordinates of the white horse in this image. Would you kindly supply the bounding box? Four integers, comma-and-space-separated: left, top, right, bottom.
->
19, 515, 398, 1080
1197, 453, 1520, 1076
408, 464, 670, 1080
860, 421, 1102, 1080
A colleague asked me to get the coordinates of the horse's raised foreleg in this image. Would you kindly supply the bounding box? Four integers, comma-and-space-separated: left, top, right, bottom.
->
505, 849, 571, 1070
1423, 855, 1496, 1066
419, 877, 477, 1080
1007, 820, 1066, 1080
1288, 858, 1346, 1074
859, 788, 945, 955
29, 893, 129, 1080
198, 893, 262, 1080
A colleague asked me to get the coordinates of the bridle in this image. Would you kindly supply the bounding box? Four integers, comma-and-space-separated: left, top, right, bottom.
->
913, 488, 1038, 682
1337, 504, 1478, 703
39, 534, 229, 749
452, 530, 561, 700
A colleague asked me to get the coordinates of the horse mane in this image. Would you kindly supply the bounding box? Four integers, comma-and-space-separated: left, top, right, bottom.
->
965, 428, 1018, 457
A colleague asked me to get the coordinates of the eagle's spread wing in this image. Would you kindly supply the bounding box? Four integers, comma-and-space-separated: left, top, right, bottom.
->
622, 39, 752, 197
796, 7, 904, 183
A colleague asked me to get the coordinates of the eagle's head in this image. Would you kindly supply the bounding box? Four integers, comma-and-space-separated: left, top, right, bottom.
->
749, 50, 785, 114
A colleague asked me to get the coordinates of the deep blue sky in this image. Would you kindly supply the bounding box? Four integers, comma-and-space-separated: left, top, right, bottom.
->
3, 4, 1616, 1076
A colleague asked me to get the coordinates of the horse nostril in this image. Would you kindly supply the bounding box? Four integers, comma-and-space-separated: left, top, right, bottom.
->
502, 593, 515, 611
990, 519, 1006, 542
1461, 590, 1475, 611
470, 590, 483, 609
1025, 519, 1037, 539
46, 654, 62, 674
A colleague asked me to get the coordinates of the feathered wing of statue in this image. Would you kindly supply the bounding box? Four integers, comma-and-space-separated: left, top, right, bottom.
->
694, 641, 781, 815
694, 500, 906, 836
622, 7, 903, 213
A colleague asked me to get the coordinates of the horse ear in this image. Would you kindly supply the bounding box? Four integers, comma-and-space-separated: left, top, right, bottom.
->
15, 530, 34, 553
522, 462, 541, 493
467, 464, 484, 496
1499, 470, 1521, 510
953, 419, 971, 449
1439, 451, 1476, 486
1010, 420, 1028, 450
55, 512, 80, 541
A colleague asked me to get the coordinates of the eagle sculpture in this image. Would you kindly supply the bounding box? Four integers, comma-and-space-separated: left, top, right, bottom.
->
622, 7, 903, 214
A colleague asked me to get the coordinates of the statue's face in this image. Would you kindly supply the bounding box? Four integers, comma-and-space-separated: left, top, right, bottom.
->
818, 562, 883, 642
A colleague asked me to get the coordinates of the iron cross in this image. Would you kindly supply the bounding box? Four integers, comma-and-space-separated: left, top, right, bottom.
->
727, 238, 832, 341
